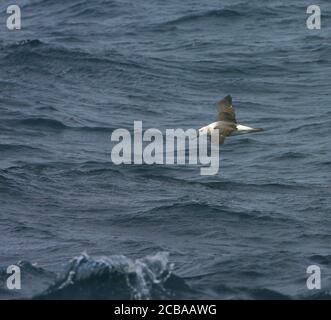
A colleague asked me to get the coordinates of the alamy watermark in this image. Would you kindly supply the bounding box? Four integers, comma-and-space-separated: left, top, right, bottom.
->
6, 5, 21, 30
306, 265, 321, 290
5, 265, 21, 290
306, 5, 321, 30
1, 262, 325, 292
110, 121, 220, 176
3, 4, 323, 31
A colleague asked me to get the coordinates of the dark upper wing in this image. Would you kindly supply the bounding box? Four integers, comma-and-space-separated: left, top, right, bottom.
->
214, 122, 237, 137
211, 122, 237, 144
216, 95, 237, 123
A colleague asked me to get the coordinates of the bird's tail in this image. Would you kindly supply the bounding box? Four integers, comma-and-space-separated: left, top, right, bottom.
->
250, 128, 264, 132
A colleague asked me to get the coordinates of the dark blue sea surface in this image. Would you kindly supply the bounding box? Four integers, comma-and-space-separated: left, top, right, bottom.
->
0, 0, 331, 299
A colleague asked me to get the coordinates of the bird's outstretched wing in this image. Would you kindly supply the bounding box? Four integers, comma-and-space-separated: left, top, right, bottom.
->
217, 95, 237, 123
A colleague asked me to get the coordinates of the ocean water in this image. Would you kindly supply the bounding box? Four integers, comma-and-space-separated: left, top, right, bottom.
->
0, 0, 331, 299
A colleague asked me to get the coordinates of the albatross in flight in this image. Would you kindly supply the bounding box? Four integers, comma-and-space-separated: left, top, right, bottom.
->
197, 95, 264, 144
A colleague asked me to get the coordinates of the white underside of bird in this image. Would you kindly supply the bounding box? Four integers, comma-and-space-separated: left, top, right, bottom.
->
199, 122, 260, 136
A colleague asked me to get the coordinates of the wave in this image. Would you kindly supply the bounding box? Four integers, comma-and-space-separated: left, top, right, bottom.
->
288, 120, 331, 134
0, 161, 116, 174
34, 252, 189, 299
113, 200, 294, 226
0, 144, 45, 153
35, 252, 190, 300
161, 9, 242, 26
8, 39, 44, 49
0, 252, 192, 300
3, 39, 143, 71
112, 168, 314, 194
7, 117, 117, 133
320, 161, 331, 167
264, 151, 308, 161
24, 0, 120, 15
0, 260, 56, 300
156, 2, 297, 28
202, 180, 312, 192
18, 118, 67, 130
245, 288, 291, 300
309, 254, 331, 266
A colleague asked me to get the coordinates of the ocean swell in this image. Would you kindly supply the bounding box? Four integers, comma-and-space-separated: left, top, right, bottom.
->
35, 252, 189, 300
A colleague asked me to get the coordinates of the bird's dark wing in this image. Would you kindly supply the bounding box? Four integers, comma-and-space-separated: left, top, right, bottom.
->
216, 95, 237, 123
210, 122, 237, 145
214, 122, 237, 137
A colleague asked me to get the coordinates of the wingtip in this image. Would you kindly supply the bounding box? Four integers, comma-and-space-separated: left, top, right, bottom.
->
219, 94, 232, 106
